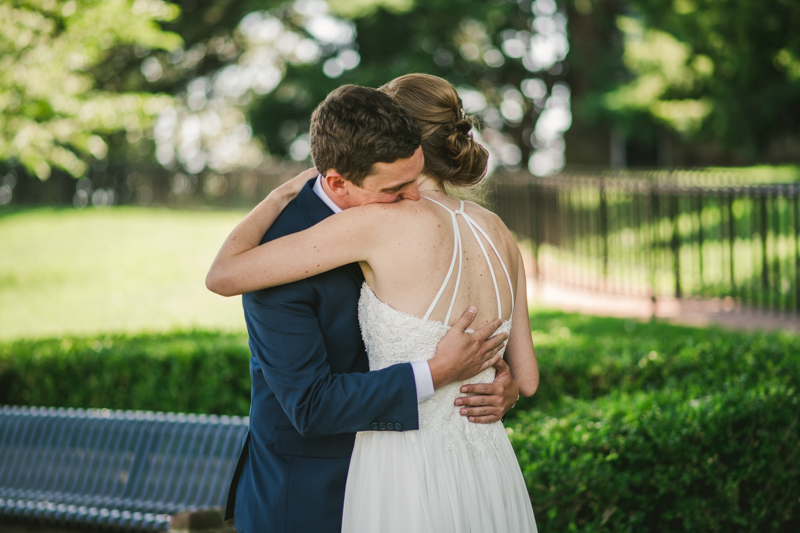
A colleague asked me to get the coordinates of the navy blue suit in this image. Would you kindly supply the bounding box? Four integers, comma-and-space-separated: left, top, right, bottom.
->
225, 181, 420, 533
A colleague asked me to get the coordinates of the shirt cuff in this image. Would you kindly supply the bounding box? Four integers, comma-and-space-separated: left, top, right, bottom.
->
410, 360, 435, 402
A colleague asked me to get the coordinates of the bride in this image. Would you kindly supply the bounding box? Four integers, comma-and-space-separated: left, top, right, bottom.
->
208, 74, 538, 532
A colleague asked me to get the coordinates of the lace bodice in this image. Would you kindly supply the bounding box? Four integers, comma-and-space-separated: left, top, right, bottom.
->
358, 285, 512, 455
357, 197, 515, 456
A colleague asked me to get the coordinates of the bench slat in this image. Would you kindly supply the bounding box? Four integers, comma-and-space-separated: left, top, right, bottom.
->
0, 406, 247, 532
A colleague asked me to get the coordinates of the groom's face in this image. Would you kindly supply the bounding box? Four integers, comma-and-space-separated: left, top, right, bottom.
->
332, 146, 424, 209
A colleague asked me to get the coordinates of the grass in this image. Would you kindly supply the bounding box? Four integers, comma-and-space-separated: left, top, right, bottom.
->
0, 207, 249, 341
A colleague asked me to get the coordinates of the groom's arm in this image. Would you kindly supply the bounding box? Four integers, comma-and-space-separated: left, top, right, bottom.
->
246, 282, 417, 437
246, 282, 508, 437
455, 359, 519, 423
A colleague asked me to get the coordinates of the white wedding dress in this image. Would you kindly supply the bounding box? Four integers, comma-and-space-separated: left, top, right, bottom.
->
342, 199, 537, 533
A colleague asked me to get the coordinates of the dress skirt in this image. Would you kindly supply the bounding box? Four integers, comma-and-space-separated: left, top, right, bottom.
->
341, 421, 537, 533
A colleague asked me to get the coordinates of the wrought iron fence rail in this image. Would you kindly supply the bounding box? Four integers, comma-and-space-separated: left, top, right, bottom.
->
491, 174, 800, 314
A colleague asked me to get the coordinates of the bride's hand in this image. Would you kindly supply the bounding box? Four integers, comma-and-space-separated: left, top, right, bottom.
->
271, 167, 318, 203
206, 167, 318, 297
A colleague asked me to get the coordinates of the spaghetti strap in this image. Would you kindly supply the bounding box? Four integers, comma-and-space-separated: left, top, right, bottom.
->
422, 197, 514, 323
422, 201, 462, 322
461, 212, 515, 313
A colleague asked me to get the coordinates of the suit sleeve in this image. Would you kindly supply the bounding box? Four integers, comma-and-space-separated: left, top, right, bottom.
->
244, 281, 420, 438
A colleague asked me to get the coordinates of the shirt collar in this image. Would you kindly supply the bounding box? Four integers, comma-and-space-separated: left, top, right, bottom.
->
312, 174, 342, 214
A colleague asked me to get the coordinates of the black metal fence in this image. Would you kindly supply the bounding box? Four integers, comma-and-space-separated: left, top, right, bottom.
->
491, 172, 800, 314
1, 159, 309, 210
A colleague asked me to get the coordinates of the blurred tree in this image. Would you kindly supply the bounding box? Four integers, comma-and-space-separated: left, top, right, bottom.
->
2, 0, 581, 191
148, 0, 574, 178
247, 0, 573, 176
8, 0, 798, 198
0, 0, 183, 180
605, 0, 800, 154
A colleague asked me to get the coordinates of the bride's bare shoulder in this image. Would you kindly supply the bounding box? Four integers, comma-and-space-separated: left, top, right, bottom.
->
463, 201, 519, 260
351, 198, 439, 217
464, 201, 514, 236
339, 199, 441, 230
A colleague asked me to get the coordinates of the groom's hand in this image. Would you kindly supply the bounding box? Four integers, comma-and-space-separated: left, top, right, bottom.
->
427, 307, 508, 390
455, 358, 519, 424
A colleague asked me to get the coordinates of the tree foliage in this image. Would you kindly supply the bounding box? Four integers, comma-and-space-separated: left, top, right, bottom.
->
5, 0, 798, 192
117, 0, 573, 179
245, 0, 572, 176
0, 0, 182, 180
607, 0, 800, 152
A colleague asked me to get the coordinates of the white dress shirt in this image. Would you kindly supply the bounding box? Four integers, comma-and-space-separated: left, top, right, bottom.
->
312, 175, 435, 402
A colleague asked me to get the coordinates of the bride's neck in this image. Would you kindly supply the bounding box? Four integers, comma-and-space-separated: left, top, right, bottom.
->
417, 174, 444, 193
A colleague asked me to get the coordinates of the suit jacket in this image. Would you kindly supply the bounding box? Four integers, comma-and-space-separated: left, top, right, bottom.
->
225, 180, 420, 533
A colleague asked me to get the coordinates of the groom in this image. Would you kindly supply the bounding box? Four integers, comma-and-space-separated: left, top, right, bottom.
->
222, 85, 519, 533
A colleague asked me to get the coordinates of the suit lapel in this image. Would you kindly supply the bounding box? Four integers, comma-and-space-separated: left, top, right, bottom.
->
294, 180, 365, 286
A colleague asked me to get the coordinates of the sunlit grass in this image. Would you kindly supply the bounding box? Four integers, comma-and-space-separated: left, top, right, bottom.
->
0, 207, 249, 340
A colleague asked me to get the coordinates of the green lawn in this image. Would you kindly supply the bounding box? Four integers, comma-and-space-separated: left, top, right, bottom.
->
0, 207, 249, 340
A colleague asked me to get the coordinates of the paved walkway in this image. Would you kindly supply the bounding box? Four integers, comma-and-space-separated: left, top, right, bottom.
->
528, 278, 800, 333
520, 253, 800, 334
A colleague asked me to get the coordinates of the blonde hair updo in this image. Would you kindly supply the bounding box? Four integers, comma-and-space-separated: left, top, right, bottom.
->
380, 73, 488, 188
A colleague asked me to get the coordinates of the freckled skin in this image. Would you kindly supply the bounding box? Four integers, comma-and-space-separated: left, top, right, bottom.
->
349, 196, 519, 330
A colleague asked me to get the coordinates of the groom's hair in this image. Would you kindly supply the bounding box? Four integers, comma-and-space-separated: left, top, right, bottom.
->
310, 85, 421, 187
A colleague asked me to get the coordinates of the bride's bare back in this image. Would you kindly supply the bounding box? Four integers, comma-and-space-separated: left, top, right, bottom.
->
359, 193, 518, 330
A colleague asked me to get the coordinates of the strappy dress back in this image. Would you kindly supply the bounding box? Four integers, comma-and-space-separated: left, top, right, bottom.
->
422, 197, 515, 326
348, 197, 537, 533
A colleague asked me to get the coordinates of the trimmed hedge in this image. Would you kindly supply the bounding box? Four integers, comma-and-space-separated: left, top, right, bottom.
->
513, 312, 800, 417
510, 383, 800, 531
3, 313, 798, 417
0, 331, 252, 415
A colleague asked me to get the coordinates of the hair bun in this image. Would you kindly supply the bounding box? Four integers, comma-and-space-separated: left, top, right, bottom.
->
445, 122, 488, 185
454, 116, 472, 134
379, 73, 489, 188
445, 126, 472, 163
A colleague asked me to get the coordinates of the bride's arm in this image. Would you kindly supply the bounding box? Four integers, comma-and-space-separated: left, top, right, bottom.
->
504, 251, 539, 397
206, 194, 385, 297
206, 168, 317, 286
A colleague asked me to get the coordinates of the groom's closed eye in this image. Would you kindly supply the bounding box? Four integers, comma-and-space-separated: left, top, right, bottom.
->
382, 180, 416, 194
382, 185, 405, 194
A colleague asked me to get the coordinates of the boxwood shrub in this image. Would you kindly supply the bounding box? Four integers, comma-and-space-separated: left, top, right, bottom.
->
3, 313, 797, 418
510, 382, 800, 531
513, 312, 800, 417
0, 331, 252, 415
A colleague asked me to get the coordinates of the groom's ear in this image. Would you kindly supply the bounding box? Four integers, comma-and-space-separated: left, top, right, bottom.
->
325, 171, 351, 198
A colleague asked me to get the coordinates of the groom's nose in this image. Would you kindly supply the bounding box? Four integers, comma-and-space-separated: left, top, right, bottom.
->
400, 182, 420, 201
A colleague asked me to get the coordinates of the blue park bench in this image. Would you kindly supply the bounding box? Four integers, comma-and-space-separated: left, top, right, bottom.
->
0, 405, 248, 532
